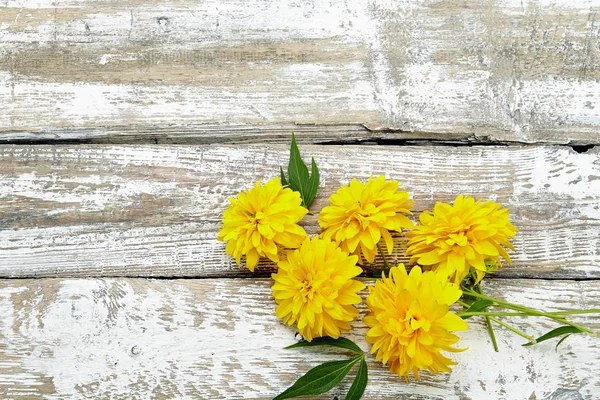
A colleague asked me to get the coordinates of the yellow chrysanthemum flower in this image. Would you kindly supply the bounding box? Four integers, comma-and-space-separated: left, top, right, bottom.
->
364, 265, 468, 381
406, 195, 518, 284
218, 178, 308, 272
318, 176, 414, 264
272, 237, 366, 341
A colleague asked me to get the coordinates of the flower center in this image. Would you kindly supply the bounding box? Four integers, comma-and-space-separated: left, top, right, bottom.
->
447, 232, 469, 247
301, 279, 316, 300
347, 201, 377, 227
250, 210, 266, 225
394, 304, 431, 334
444, 217, 472, 247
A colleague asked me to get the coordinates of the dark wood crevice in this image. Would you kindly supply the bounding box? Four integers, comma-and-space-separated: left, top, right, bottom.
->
1, 124, 599, 147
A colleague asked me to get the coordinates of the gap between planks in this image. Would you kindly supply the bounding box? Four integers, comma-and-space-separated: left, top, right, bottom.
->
1, 124, 599, 148
0, 274, 599, 282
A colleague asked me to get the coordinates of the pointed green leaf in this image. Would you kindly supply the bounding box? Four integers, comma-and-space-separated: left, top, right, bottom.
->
345, 357, 368, 400
287, 133, 309, 193
302, 157, 320, 207
281, 132, 320, 208
285, 337, 363, 354
522, 326, 583, 347
273, 357, 361, 400
555, 334, 573, 351
280, 166, 288, 187
460, 299, 495, 320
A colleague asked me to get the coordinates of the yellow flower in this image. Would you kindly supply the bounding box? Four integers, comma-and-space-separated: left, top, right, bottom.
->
406, 195, 518, 284
272, 237, 366, 341
364, 265, 468, 381
318, 176, 414, 264
218, 178, 308, 272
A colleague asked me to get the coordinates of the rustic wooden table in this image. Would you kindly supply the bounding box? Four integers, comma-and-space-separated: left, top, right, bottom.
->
1, 1, 599, 399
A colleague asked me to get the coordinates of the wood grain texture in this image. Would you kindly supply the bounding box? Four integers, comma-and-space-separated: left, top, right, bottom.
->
1, 1, 600, 144
1, 144, 599, 279
0, 124, 385, 145
0, 277, 598, 400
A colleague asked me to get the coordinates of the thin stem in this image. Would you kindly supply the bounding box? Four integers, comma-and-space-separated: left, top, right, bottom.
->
457, 300, 534, 344
488, 317, 536, 343
458, 311, 531, 317
457, 300, 471, 308
459, 310, 600, 317
461, 289, 542, 314
458, 296, 500, 351
485, 316, 499, 352
376, 242, 391, 270
463, 289, 600, 338
475, 282, 499, 352
543, 309, 600, 316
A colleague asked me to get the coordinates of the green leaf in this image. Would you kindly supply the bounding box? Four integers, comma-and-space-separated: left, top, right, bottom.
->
555, 334, 573, 351
303, 157, 320, 207
522, 326, 584, 347
372, 269, 388, 279
287, 133, 309, 193
273, 357, 361, 400
280, 166, 288, 187
345, 357, 368, 400
284, 132, 319, 208
460, 299, 495, 319
285, 337, 363, 354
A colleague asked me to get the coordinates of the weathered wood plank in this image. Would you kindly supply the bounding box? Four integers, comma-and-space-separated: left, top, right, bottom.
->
1, 144, 599, 279
0, 277, 598, 399
0, 124, 385, 145
1, 1, 600, 144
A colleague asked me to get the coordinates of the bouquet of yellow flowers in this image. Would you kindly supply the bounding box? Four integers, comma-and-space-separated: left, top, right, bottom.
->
218, 135, 599, 399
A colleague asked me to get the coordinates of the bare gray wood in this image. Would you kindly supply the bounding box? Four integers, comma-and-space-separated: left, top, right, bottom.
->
0, 124, 382, 145
0, 277, 598, 400
0, 124, 499, 146
1, 144, 599, 279
1, 1, 600, 144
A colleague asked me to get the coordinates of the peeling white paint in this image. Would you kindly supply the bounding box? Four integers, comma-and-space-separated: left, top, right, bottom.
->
0, 279, 598, 399
1, 1, 599, 142
0, 145, 599, 279
513, 149, 600, 200
99, 54, 111, 65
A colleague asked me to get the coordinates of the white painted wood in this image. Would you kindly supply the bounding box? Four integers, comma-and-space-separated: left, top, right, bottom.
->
0, 124, 381, 145
1, 3, 598, 400
1, 144, 599, 279
1, 1, 599, 143
0, 278, 598, 399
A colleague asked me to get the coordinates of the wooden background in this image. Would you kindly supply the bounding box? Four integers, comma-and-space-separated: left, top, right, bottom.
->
1, 1, 599, 399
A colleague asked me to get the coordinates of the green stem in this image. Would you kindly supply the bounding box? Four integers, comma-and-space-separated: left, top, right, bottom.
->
457, 300, 471, 308
463, 289, 600, 338
484, 315, 499, 352
459, 311, 531, 317
542, 309, 600, 316
459, 310, 600, 317
488, 316, 536, 343
457, 298, 500, 351
376, 242, 391, 270
475, 282, 499, 352
458, 300, 535, 343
